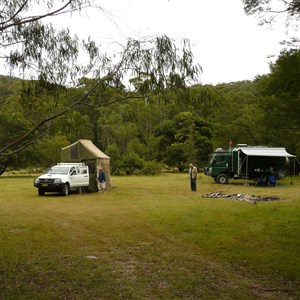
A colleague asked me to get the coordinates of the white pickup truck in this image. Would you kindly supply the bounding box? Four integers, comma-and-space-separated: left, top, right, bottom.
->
34, 163, 89, 196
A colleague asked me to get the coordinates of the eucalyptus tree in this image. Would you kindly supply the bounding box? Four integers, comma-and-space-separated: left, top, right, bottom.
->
188, 85, 222, 120
0, 0, 201, 169
242, 0, 300, 24
255, 49, 300, 156
153, 111, 212, 170
205, 81, 262, 149
242, 0, 299, 155
242, 0, 300, 47
0, 0, 98, 160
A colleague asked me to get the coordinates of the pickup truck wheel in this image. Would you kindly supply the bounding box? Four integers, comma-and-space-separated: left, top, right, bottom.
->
38, 188, 45, 196
61, 184, 69, 196
217, 174, 229, 184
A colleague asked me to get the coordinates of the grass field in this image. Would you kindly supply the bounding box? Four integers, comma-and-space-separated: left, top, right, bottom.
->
0, 172, 299, 299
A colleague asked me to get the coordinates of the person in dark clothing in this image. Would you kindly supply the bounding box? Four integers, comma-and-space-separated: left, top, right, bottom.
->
97, 168, 106, 192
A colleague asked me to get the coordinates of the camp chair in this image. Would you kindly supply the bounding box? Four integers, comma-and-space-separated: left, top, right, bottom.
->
256, 175, 267, 186
268, 175, 277, 186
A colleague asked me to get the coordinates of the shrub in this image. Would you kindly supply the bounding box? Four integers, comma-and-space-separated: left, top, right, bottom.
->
141, 160, 163, 175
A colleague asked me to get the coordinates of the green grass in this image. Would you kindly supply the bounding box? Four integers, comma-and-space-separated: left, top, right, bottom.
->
0, 173, 299, 299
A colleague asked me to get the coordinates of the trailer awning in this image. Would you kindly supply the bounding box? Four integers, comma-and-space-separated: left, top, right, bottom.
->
240, 147, 295, 157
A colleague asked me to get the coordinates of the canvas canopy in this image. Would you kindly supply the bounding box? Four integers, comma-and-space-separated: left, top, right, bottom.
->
61, 139, 111, 189
240, 147, 295, 158
236, 146, 296, 182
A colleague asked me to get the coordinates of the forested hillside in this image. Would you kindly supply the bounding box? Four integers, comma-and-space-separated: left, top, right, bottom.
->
0, 0, 299, 175
0, 49, 299, 174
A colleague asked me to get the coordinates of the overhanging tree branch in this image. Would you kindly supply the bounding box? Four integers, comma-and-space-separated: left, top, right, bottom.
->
0, 0, 201, 159
0, 124, 51, 156
0, 73, 114, 156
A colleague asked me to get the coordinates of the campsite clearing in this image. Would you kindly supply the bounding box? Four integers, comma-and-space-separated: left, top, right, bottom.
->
0, 173, 299, 299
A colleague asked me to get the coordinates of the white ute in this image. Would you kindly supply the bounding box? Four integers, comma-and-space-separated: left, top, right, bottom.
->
34, 163, 89, 196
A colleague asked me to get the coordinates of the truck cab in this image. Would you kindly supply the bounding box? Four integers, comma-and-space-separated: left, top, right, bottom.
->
34, 163, 89, 196
204, 148, 230, 184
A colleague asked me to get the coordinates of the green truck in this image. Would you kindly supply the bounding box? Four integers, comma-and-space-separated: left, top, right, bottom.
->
204, 144, 295, 184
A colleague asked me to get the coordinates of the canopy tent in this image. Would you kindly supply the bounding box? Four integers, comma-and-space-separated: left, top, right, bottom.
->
61, 139, 111, 190
236, 146, 296, 183
240, 147, 295, 158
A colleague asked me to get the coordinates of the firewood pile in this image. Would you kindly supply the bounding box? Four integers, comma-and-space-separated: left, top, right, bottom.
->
202, 192, 280, 205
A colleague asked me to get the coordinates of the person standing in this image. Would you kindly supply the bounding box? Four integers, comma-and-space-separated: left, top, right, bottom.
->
189, 163, 198, 191
97, 167, 106, 192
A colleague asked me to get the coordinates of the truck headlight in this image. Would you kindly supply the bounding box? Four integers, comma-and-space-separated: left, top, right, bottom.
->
53, 178, 62, 184
34, 178, 40, 184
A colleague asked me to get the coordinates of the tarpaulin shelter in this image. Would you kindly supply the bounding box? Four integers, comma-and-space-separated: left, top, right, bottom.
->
61, 139, 111, 190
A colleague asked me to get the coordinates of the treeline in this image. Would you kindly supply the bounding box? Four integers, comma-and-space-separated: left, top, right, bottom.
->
0, 49, 299, 174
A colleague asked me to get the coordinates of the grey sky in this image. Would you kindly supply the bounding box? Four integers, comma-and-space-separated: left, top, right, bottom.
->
57, 0, 291, 85
3, 0, 293, 85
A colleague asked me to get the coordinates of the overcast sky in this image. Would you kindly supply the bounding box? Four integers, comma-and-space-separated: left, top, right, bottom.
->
11, 0, 294, 85
61, 0, 292, 85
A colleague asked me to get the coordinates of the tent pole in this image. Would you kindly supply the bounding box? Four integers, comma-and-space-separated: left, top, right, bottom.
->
246, 156, 248, 185
291, 157, 295, 185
